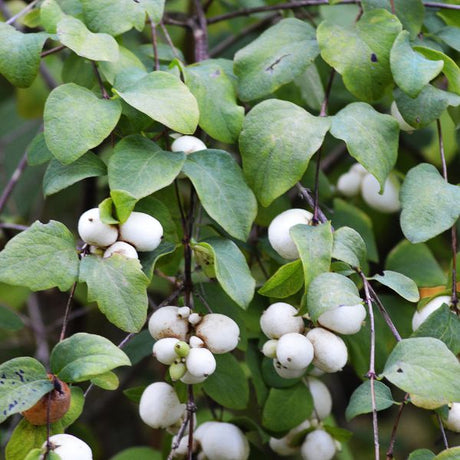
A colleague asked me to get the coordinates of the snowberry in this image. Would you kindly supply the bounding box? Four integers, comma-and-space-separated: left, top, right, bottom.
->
336, 171, 362, 197
269, 436, 298, 456
78, 208, 118, 247
175, 341, 190, 358
139, 382, 185, 429
307, 377, 333, 420
276, 333, 314, 370
153, 337, 180, 365
268, 208, 313, 259
171, 135, 207, 154
188, 312, 202, 326
286, 419, 312, 443
262, 339, 278, 358
119, 211, 163, 252
273, 359, 307, 379
445, 402, 460, 432
361, 173, 401, 213
169, 361, 187, 381
300, 429, 336, 460
306, 328, 348, 373
260, 302, 304, 339
103, 241, 138, 259
185, 347, 216, 378
189, 335, 205, 348
195, 422, 250, 460
180, 370, 208, 384
391, 101, 415, 132
148, 306, 189, 341
412, 295, 451, 331
177, 306, 191, 319
350, 163, 367, 176
317, 303, 366, 335
195, 313, 240, 354
40, 434, 92, 460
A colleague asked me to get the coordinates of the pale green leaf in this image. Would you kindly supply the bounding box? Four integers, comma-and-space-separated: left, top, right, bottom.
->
43, 152, 106, 196
330, 102, 399, 189
438, 27, 460, 52
182, 150, 257, 241
345, 380, 395, 421
0, 357, 52, 423
140, 242, 178, 279
110, 190, 137, 223
0, 23, 49, 88
332, 226, 368, 270
382, 337, 460, 408
239, 99, 330, 207
114, 71, 199, 134
44, 83, 122, 164
0, 221, 79, 292
317, 9, 402, 102
390, 31, 443, 97
258, 259, 304, 298
400, 163, 460, 243
138, 0, 165, 23
99, 46, 146, 85
108, 135, 185, 199
408, 449, 435, 460
185, 60, 244, 143
91, 371, 119, 390
79, 254, 150, 332
40, 0, 65, 34
435, 447, 460, 460
57, 16, 119, 62
369, 271, 420, 302
234, 18, 319, 101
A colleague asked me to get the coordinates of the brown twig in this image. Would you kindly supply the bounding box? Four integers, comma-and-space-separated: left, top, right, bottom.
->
0, 152, 28, 215
159, 23, 183, 61
41, 45, 66, 58
193, 0, 209, 61
5, 0, 39, 25
92, 62, 109, 99
149, 17, 160, 71
59, 282, 77, 342
295, 183, 329, 224
386, 394, 409, 459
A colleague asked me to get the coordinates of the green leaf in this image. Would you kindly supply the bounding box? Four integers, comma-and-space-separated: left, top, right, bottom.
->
258, 259, 304, 298
81, 0, 145, 36
411, 305, 460, 354
0, 305, 24, 331
317, 9, 401, 102
0, 23, 49, 88
91, 371, 119, 390
382, 337, 460, 408
108, 135, 185, 199
390, 31, 443, 98
122, 330, 155, 366
40, 0, 65, 34
26, 133, 53, 166
99, 46, 146, 85
385, 240, 447, 287
184, 60, 244, 143
50, 332, 131, 382
138, 0, 164, 23
0, 357, 52, 423
197, 238, 255, 309
239, 99, 330, 207
140, 242, 178, 279
79, 254, 150, 332
57, 16, 119, 62
330, 102, 399, 189
369, 271, 420, 302
44, 83, 122, 164
183, 150, 257, 241
438, 27, 460, 52
400, 163, 460, 243
0, 221, 79, 292
345, 380, 395, 421
110, 190, 137, 223
43, 152, 106, 196
290, 222, 333, 291
332, 226, 368, 271
262, 383, 313, 432
408, 449, 436, 460
203, 354, 249, 410
110, 447, 162, 460
414, 46, 460, 95
114, 71, 199, 134
234, 18, 319, 101
307, 272, 362, 322
59, 386, 85, 428
435, 447, 460, 460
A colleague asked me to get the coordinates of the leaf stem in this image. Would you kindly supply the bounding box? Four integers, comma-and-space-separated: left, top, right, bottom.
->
41, 45, 66, 58
91, 62, 109, 100
437, 412, 449, 449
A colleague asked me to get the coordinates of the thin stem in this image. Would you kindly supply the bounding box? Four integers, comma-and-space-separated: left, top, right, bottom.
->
193, 0, 209, 61
92, 62, 109, 99
424, 2, 460, 9
437, 413, 449, 449
0, 223, 28, 231
389, 0, 395, 14
41, 45, 66, 58
295, 183, 329, 225
59, 283, 77, 342
168, 409, 193, 460
437, 119, 448, 181
160, 23, 183, 61
386, 394, 409, 459
149, 17, 160, 71
319, 69, 335, 118
0, 152, 28, 215
5, 0, 39, 24
187, 385, 196, 460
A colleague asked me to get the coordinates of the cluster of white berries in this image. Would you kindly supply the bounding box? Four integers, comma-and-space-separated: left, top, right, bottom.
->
336, 163, 401, 213
78, 208, 163, 260
39, 434, 92, 460
147, 306, 240, 384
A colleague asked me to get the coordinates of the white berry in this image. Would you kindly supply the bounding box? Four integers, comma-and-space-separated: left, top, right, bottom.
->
103, 241, 138, 259
139, 382, 185, 429
318, 303, 366, 335
186, 347, 216, 378
260, 302, 304, 339
276, 332, 314, 370
195, 422, 250, 460
445, 402, 460, 432
119, 211, 163, 252
189, 335, 205, 348
268, 208, 313, 259
195, 313, 240, 354
180, 370, 208, 384
306, 328, 348, 373
350, 163, 367, 176
269, 436, 298, 456
40, 434, 92, 460
188, 312, 202, 326
148, 306, 189, 341
153, 337, 180, 365
307, 377, 333, 420
336, 171, 362, 197
171, 135, 207, 154
412, 295, 451, 331
262, 339, 278, 358
361, 173, 401, 213
300, 429, 336, 460
78, 208, 118, 247
273, 359, 307, 379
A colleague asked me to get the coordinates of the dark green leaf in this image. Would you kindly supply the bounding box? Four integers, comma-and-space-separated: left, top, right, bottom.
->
369, 271, 420, 302
258, 260, 304, 298
0, 305, 24, 331
140, 242, 178, 279
110, 189, 137, 223
26, 133, 53, 166
408, 449, 435, 460
110, 447, 162, 460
